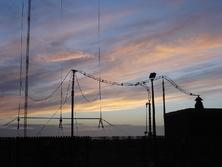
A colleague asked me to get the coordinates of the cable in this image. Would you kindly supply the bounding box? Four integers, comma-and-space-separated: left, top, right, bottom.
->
163, 76, 199, 96
29, 70, 71, 102
36, 72, 73, 135
102, 119, 131, 136
36, 110, 59, 136
63, 74, 72, 105
76, 75, 93, 103
74, 109, 78, 136
3, 118, 17, 127
77, 70, 149, 87
77, 70, 198, 98
36, 74, 72, 135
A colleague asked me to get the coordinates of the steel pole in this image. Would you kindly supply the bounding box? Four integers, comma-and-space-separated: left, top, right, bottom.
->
71, 70, 75, 137
24, 0, 32, 137
148, 100, 152, 136
151, 79, 156, 137
162, 77, 166, 136
145, 103, 148, 136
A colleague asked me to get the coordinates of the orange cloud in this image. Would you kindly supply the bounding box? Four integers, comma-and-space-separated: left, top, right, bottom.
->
28, 97, 146, 116
99, 33, 222, 82
0, 95, 20, 118
34, 51, 93, 63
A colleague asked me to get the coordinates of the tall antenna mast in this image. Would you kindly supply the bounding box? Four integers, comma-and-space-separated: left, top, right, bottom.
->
98, 0, 104, 128
17, 0, 25, 133
24, 0, 32, 137
59, 0, 63, 130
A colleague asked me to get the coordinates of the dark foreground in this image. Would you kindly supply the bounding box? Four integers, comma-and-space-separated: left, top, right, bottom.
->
0, 136, 221, 167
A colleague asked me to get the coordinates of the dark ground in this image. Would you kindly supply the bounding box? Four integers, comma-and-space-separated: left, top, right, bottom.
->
0, 136, 221, 167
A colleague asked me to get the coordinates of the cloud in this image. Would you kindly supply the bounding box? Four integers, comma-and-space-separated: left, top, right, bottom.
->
98, 33, 222, 82
34, 51, 94, 63
1, 0, 222, 125
0, 95, 20, 117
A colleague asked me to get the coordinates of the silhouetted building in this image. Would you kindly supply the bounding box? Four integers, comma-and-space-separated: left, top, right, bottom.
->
165, 108, 222, 139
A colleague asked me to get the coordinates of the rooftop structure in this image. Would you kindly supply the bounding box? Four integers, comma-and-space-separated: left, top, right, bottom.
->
165, 108, 222, 139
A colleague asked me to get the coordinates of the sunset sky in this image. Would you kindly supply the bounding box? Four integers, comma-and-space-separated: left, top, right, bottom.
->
0, 0, 222, 136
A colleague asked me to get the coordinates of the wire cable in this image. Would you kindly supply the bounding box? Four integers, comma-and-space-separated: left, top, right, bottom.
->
29, 70, 71, 102
76, 70, 198, 98
77, 70, 149, 87
163, 76, 199, 96
36, 110, 59, 136
63, 74, 72, 105
35, 71, 73, 135
102, 119, 131, 136
3, 118, 17, 127
76, 75, 93, 103
74, 109, 78, 136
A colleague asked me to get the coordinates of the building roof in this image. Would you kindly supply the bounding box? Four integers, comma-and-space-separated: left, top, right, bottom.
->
166, 108, 222, 116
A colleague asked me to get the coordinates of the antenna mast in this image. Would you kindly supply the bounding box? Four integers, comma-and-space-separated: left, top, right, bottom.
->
24, 0, 32, 137
98, 0, 104, 128
17, 0, 25, 133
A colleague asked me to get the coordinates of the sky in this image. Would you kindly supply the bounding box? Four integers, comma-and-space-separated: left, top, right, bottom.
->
0, 0, 222, 136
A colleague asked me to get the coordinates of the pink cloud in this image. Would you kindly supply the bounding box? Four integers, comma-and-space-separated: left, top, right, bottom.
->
34, 51, 93, 63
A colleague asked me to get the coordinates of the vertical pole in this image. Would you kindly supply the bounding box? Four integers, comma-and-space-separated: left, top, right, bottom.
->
162, 77, 166, 137
151, 79, 156, 137
151, 79, 158, 167
71, 70, 75, 137
17, 0, 25, 133
24, 0, 31, 137
145, 103, 148, 136
148, 100, 152, 136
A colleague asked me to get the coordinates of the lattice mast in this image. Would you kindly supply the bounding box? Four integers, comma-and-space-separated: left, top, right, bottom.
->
97, 0, 104, 128
17, 0, 25, 132
24, 0, 32, 137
